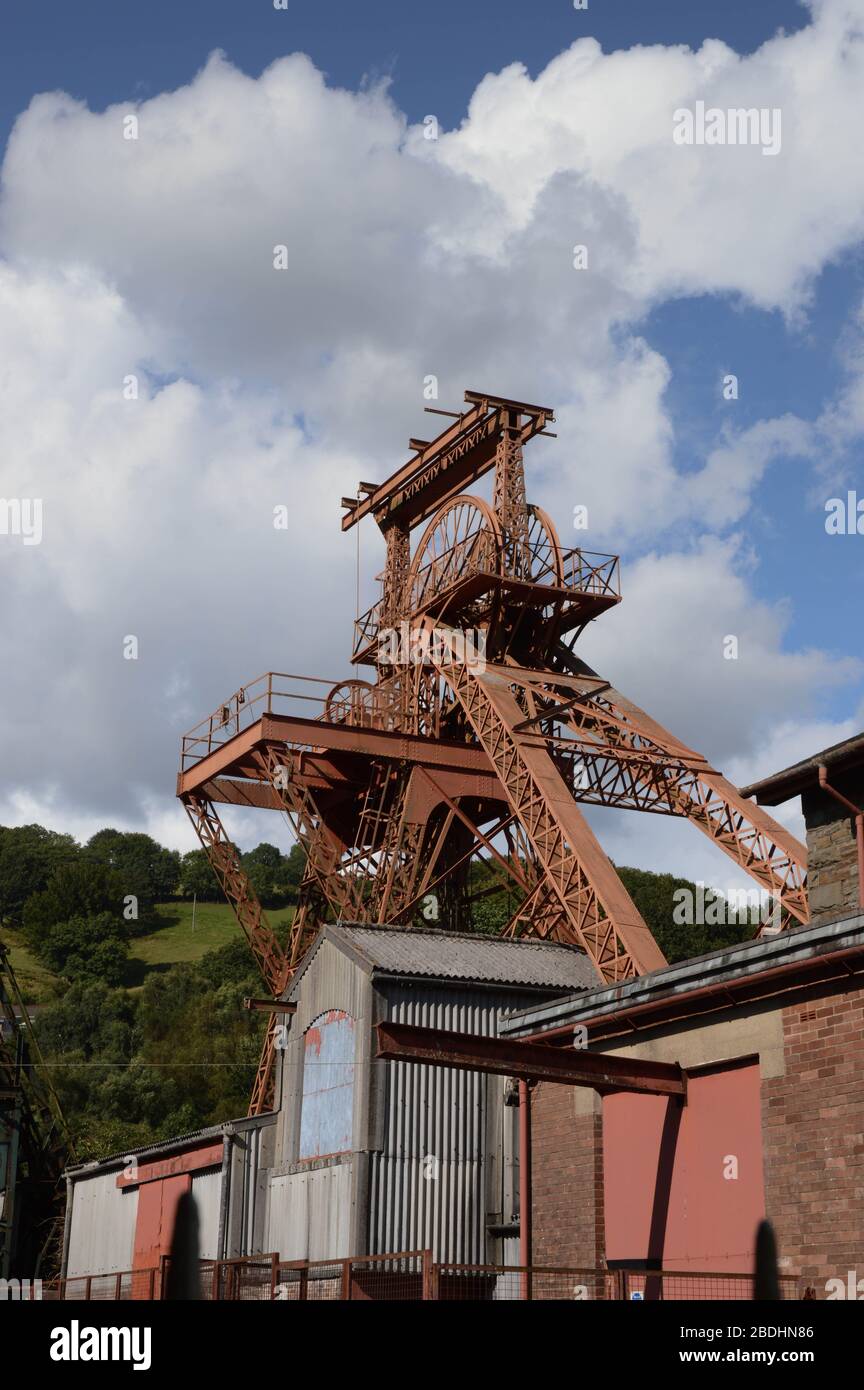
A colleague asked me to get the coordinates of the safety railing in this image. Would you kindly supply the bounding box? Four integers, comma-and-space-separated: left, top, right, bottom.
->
189, 1250, 428, 1301
352, 546, 620, 664
556, 547, 620, 599
352, 598, 384, 663
180, 671, 342, 770
409, 528, 500, 614
276, 1250, 429, 1302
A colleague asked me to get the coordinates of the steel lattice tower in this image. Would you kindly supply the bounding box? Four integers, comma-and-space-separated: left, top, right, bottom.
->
178, 390, 808, 1112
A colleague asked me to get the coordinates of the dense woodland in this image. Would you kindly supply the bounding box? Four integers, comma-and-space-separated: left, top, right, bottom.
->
0, 822, 753, 1159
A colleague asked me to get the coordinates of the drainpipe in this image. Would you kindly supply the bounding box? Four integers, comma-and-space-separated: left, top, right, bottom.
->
59, 1175, 74, 1280
519, 1080, 532, 1300
216, 1127, 235, 1261
818, 766, 864, 909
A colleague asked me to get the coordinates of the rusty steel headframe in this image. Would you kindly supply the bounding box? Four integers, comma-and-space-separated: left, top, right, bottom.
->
177, 389, 808, 1112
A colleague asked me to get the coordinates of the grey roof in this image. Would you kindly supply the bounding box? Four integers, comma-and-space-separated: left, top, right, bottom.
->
500, 910, 864, 1038
296, 921, 599, 992
740, 730, 864, 804
64, 1112, 275, 1179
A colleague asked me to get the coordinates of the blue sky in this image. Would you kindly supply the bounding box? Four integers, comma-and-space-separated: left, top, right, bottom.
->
0, 1, 810, 150
0, 0, 861, 880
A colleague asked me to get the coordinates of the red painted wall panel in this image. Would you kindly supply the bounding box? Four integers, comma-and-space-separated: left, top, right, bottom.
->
603, 1062, 764, 1273
132, 1173, 191, 1273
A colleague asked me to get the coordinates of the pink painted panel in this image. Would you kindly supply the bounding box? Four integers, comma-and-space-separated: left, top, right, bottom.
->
132, 1173, 192, 1275
603, 1062, 765, 1273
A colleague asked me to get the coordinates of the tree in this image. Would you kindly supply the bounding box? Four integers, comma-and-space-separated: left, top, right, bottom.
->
179, 849, 222, 901
36, 977, 135, 1062
0, 824, 79, 925
23, 860, 126, 956
458, 857, 754, 964
134, 951, 263, 1128
34, 979, 139, 1154
283, 842, 306, 889
85, 829, 181, 905
616, 865, 751, 963
241, 842, 289, 906
39, 912, 129, 986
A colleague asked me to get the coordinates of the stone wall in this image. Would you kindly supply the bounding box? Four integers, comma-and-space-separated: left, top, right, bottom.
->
802, 782, 862, 920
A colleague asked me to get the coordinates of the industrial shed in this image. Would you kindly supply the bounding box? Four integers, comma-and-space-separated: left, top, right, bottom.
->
61, 1114, 274, 1287
266, 923, 597, 1266
61, 926, 596, 1284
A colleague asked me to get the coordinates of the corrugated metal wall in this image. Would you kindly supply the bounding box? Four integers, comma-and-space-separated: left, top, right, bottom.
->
66, 1172, 138, 1277
264, 939, 559, 1265
274, 940, 371, 1173
267, 1162, 352, 1260
190, 1169, 223, 1260
368, 987, 532, 1264
64, 1119, 277, 1276
225, 1121, 272, 1258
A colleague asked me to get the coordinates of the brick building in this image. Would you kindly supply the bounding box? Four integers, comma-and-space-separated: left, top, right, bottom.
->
501, 733, 864, 1289
743, 731, 864, 920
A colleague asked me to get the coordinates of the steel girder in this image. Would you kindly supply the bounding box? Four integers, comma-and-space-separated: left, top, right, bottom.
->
182, 793, 289, 994
182, 793, 294, 1115
500, 667, 809, 926
252, 744, 352, 939
376, 1021, 687, 1096
423, 652, 665, 981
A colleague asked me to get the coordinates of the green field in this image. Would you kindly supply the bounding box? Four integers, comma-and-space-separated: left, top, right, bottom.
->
125, 900, 295, 986
2, 928, 59, 1003
3, 899, 296, 1000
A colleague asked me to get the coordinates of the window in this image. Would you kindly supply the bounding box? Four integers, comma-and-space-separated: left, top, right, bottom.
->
298, 1010, 356, 1160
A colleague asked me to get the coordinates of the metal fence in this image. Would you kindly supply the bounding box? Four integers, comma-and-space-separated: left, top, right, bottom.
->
41, 1268, 161, 1301
277, 1251, 428, 1302
433, 1263, 617, 1301
618, 1269, 802, 1301
44, 1253, 813, 1301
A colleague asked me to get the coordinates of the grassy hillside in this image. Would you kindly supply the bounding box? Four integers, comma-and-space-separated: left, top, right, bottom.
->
3, 927, 59, 1002
126, 901, 295, 986
5, 900, 296, 1001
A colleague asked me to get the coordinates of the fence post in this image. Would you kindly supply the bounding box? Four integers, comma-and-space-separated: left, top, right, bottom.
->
421, 1249, 435, 1301
270, 1252, 279, 1301
299, 1262, 309, 1301
85, 1275, 92, 1302
341, 1258, 352, 1301
115, 1272, 122, 1300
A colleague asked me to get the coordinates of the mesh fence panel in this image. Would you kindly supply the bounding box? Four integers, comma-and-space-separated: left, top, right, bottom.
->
48, 1256, 811, 1301
274, 1252, 425, 1301
434, 1264, 616, 1301
58, 1269, 159, 1300
345, 1253, 425, 1301
620, 1270, 803, 1301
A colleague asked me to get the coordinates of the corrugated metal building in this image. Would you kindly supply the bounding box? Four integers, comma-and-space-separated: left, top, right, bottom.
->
62, 926, 595, 1276
62, 1114, 275, 1279
267, 924, 596, 1264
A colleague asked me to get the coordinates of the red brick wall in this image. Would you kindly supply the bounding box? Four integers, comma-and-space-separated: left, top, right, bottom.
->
529, 1082, 604, 1269
763, 979, 864, 1284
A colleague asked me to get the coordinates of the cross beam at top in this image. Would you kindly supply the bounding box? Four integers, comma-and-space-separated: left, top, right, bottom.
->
341, 390, 555, 534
